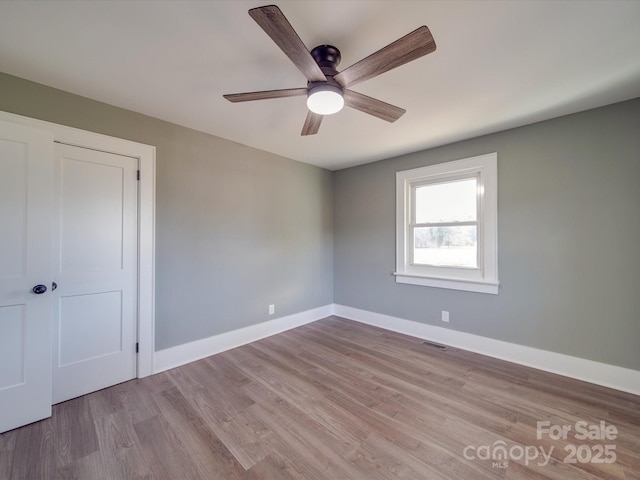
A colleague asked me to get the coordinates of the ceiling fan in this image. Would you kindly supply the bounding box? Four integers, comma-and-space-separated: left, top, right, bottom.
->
223, 4, 436, 136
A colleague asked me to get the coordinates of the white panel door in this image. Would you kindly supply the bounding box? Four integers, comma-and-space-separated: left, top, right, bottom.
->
52, 143, 138, 404
0, 121, 54, 433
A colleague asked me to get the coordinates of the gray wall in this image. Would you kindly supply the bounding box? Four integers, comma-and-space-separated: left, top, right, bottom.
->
0, 72, 334, 351
2, 71, 638, 371
334, 97, 640, 371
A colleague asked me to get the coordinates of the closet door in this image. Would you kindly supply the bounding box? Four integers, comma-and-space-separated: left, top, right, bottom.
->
0, 120, 53, 433
52, 143, 138, 404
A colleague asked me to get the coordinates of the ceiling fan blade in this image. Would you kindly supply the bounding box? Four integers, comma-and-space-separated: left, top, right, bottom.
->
301, 111, 323, 136
334, 26, 436, 88
223, 88, 307, 103
249, 5, 326, 83
343, 90, 405, 122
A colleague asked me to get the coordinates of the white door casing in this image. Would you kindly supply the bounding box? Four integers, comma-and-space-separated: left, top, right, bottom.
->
0, 110, 155, 380
0, 120, 54, 433
52, 144, 139, 404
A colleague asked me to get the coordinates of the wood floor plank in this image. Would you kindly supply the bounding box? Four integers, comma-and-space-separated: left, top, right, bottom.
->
88, 376, 161, 424
245, 453, 308, 480
211, 409, 274, 470
231, 344, 374, 446
167, 356, 255, 422
623, 469, 640, 480
3, 417, 56, 479
92, 410, 154, 479
283, 345, 452, 438
56, 450, 113, 480
1, 316, 638, 479
325, 385, 500, 480
53, 395, 99, 468
287, 327, 519, 439
132, 413, 204, 479
152, 386, 249, 480
347, 432, 452, 480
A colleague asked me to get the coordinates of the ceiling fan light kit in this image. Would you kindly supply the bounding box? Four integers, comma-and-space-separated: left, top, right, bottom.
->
307, 84, 344, 115
223, 4, 436, 135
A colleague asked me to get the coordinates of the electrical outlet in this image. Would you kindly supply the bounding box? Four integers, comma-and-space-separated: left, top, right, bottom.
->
269, 304, 275, 315
442, 310, 450, 322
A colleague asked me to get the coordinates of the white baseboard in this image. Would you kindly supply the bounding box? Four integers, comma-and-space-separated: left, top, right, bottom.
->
154, 304, 334, 373
333, 304, 640, 396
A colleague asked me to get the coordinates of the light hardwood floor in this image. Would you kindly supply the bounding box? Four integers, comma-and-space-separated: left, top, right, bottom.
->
1, 316, 639, 479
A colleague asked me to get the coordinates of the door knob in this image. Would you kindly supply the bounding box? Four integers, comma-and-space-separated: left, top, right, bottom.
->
32, 284, 47, 295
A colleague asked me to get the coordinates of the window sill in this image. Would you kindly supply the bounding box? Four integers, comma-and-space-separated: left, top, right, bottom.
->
393, 272, 499, 294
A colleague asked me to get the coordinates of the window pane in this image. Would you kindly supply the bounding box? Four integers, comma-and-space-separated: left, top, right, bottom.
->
415, 178, 477, 223
413, 226, 477, 268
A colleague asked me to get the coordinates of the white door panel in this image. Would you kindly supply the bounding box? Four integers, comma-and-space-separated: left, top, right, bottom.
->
59, 156, 126, 272
58, 291, 124, 366
0, 139, 28, 279
0, 120, 53, 433
53, 144, 138, 404
0, 305, 27, 390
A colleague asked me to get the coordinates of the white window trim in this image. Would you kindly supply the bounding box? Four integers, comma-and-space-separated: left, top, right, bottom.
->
395, 153, 499, 294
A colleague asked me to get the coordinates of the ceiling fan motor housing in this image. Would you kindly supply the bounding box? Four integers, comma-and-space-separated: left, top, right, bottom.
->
310, 45, 341, 75
308, 45, 344, 105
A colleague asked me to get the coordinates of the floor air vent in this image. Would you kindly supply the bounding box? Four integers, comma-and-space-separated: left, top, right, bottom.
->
422, 340, 448, 351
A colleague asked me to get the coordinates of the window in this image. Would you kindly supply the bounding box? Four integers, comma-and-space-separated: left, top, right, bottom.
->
395, 153, 498, 294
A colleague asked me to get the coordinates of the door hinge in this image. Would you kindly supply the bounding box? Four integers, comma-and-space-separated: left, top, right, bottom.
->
136, 342, 139, 353
136, 170, 140, 181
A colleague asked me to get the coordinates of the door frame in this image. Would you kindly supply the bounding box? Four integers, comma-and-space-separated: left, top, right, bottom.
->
0, 110, 156, 378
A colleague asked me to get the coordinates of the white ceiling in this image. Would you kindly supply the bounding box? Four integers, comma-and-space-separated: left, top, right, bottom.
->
1, 1, 639, 170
